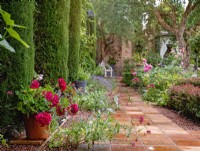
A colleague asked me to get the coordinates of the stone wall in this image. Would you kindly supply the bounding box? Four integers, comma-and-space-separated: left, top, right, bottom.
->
96, 35, 132, 76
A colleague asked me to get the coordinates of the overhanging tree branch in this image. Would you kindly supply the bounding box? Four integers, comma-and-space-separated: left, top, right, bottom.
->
153, 8, 176, 34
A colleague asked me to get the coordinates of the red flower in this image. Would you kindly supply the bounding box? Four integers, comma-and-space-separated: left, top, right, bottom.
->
146, 130, 151, 134
70, 104, 79, 115
58, 78, 67, 92
51, 94, 59, 107
56, 105, 66, 116
44, 91, 53, 101
30, 80, 40, 89
7, 91, 13, 95
139, 116, 144, 124
35, 112, 52, 126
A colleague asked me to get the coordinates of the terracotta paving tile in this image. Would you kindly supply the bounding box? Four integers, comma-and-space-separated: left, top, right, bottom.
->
126, 111, 144, 115
156, 124, 183, 130
192, 135, 200, 140
178, 146, 200, 151
140, 134, 168, 140
111, 144, 145, 151
167, 134, 198, 140
174, 140, 200, 146
121, 106, 141, 111
118, 121, 132, 126
78, 144, 111, 151
163, 130, 189, 135
142, 139, 174, 145
111, 82, 200, 150
144, 146, 180, 151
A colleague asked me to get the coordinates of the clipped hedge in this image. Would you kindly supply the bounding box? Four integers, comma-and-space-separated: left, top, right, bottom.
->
175, 78, 200, 87
68, 0, 82, 81
168, 84, 200, 120
35, 0, 70, 83
0, 1, 35, 129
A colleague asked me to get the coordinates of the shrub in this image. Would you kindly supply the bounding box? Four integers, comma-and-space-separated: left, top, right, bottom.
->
122, 72, 133, 86
142, 88, 169, 106
175, 78, 200, 87
145, 52, 161, 67
168, 84, 200, 119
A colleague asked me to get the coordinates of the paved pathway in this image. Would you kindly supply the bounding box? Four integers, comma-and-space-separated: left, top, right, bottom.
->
78, 80, 200, 151
108, 82, 200, 151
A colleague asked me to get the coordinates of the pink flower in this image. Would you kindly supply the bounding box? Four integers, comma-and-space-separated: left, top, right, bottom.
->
7, 91, 13, 95
147, 130, 151, 134
147, 84, 155, 89
35, 112, 52, 126
44, 91, 53, 101
143, 58, 147, 63
51, 94, 59, 107
143, 64, 153, 72
30, 80, 40, 89
132, 77, 140, 83
132, 72, 137, 76
70, 104, 79, 115
139, 116, 144, 124
58, 78, 67, 92
56, 105, 66, 116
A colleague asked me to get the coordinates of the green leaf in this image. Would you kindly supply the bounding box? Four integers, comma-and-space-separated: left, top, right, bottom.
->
0, 9, 15, 26
0, 34, 15, 52
5, 28, 30, 48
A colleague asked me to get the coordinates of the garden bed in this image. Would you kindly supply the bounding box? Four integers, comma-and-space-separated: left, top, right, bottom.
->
153, 106, 200, 131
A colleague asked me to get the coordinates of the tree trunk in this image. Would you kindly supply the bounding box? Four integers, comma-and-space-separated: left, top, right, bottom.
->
177, 33, 190, 70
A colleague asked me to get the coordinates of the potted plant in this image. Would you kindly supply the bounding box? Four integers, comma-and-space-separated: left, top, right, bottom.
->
75, 67, 90, 93
16, 78, 79, 140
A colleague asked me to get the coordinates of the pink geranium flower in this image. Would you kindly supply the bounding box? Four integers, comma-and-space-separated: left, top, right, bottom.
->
44, 91, 53, 101
35, 112, 52, 126
70, 104, 79, 115
58, 78, 67, 92
30, 80, 40, 89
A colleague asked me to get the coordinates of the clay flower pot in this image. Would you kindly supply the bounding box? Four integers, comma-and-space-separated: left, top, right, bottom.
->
23, 114, 49, 140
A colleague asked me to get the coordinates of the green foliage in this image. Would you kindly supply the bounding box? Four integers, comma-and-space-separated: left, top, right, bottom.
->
35, 0, 70, 84
0, 134, 8, 147
77, 67, 90, 81
175, 78, 200, 87
162, 53, 181, 66
0, 6, 29, 52
92, 0, 144, 40
49, 112, 121, 149
80, 27, 96, 74
168, 84, 200, 120
145, 52, 161, 67
143, 88, 169, 106
74, 91, 118, 112
68, 0, 82, 81
92, 66, 104, 76
122, 72, 133, 86
0, 1, 35, 129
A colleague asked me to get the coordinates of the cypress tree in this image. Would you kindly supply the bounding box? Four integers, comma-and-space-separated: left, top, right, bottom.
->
68, 0, 82, 81
35, 0, 70, 83
0, 0, 35, 129
85, 1, 97, 61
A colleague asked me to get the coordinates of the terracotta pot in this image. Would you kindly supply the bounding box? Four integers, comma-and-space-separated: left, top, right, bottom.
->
23, 114, 49, 140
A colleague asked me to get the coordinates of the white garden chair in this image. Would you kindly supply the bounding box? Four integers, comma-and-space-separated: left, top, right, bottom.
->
99, 61, 113, 77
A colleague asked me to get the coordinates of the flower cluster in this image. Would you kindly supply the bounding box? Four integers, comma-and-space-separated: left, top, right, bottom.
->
16, 78, 79, 126
143, 58, 153, 72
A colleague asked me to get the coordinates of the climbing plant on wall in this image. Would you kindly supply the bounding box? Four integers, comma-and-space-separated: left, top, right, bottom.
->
34, 0, 70, 84
68, 0, 82, 81
0, 0, 35, 130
